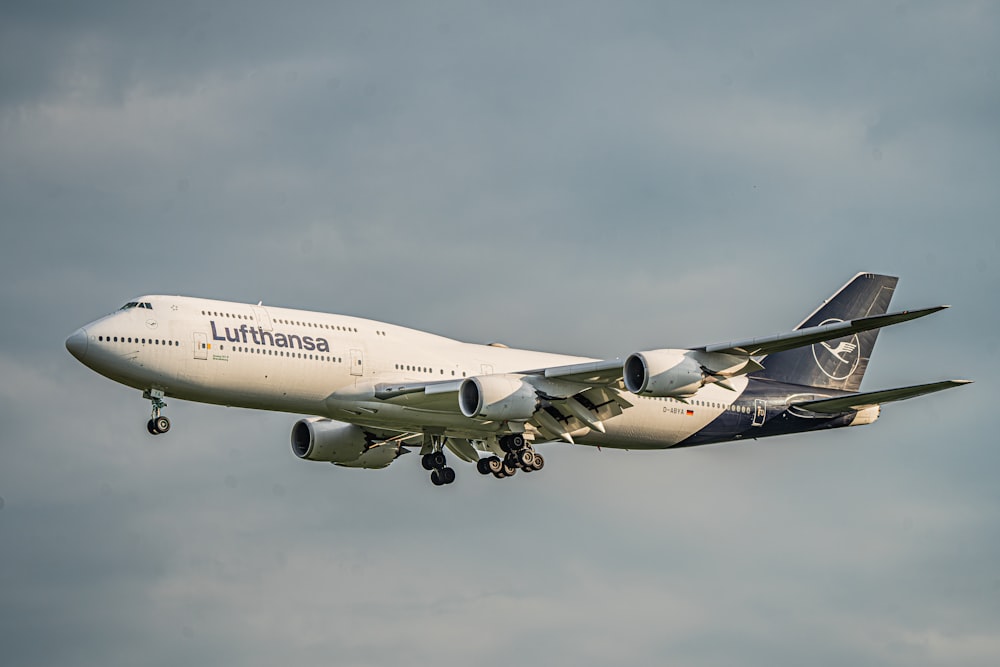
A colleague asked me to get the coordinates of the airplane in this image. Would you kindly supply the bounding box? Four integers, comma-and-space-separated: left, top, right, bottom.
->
65, 273, 970, 486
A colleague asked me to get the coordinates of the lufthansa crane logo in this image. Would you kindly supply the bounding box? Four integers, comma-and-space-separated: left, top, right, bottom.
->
811, 318, 861, 380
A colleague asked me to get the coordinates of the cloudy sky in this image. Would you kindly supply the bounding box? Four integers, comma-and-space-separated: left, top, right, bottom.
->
1, 2, 998, 665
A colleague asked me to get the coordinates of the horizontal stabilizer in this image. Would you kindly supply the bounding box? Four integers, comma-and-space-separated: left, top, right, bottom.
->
792, 380, 972, 414
701, 305, 948, 357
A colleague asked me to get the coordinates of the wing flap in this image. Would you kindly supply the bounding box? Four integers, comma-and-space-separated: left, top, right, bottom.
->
793, 380, 971, 414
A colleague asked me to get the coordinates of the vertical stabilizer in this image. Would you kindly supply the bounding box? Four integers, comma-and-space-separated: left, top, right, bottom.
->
751, 273, 897, 392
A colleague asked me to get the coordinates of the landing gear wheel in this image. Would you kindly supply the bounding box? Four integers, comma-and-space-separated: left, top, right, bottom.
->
144, 390, 169, 435
499, 433, 526, 453
431, 451, 447, 469
531, 453, 545, 471
486, 456, 503, 474
502, 462, 517, 477
518, 449, 535, 468
477, 458, 492, 475
421, 453, 436, 471
430, 467, 456, 486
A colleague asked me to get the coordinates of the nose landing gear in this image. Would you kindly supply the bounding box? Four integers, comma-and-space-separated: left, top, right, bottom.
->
143, 389, 170, 435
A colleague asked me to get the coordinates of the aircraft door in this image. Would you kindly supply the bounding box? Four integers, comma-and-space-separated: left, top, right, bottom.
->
251, 305, 272, 331
752, 399, 766, 427
194, 332, 208, 360
350, 348, 363, 376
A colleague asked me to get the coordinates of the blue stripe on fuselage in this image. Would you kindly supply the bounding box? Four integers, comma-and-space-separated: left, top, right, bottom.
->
675, 378, 857, 448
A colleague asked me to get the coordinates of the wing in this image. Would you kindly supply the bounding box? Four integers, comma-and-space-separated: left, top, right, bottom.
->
697, 306, 947, 357
358, 305, 950, 442
790, 380, 972, 414
370, 374, 631, 443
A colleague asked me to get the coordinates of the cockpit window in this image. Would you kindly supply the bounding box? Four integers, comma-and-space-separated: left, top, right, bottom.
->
118, 301, 154, 310
119, 302, 139, 310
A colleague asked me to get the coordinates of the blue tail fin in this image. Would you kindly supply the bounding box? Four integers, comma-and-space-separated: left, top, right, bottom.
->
751, 273, 898, 392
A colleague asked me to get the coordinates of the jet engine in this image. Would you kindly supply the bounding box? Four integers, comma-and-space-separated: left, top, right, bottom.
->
624, 349, 705, 397
459, 374, 539, 421
624, 349, 752, 398
290, 418, 404, 469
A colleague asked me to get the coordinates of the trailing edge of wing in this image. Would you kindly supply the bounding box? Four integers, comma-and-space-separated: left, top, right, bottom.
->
792, 380, 972, 414
699, 305, 948, 357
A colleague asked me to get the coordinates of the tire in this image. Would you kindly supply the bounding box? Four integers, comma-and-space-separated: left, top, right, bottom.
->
502, 462, 517, 477
476, 458, 492, 475
431, 451, 447, 469
430, 469, 444, 486
421, 454, 435, 471
487, 456, 504, 474
154, 416, 170, 434
532, 453, 545, 471
518, 450, 534, 467
510, 434, 525, 449
146, 419, 158, 435
441, 467, 456, 484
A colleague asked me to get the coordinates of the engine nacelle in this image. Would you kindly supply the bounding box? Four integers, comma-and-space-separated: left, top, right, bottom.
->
291, 418, 402, 469
623, 349, 707, 397
459, 374, 539, 421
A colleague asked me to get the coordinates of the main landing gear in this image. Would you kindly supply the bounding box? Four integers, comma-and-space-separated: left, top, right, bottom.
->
421, 437, 456, 486
476, 434, 544, 480
421, 433, 544, 486
143, 389, 170, 435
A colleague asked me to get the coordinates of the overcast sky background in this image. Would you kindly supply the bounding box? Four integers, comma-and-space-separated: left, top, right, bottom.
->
1, 2, 997, 665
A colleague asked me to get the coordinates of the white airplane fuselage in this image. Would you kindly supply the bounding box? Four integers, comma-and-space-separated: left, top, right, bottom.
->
67, 294, 772, 450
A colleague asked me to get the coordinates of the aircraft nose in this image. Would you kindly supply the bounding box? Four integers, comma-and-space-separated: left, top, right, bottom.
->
66, 328, 89, 361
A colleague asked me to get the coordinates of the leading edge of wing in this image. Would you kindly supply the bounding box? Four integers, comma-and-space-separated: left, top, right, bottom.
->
698, 305, 949, 357
370, 305, 951, 401
792, 379, 972, 414
374, 379, 464, 400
